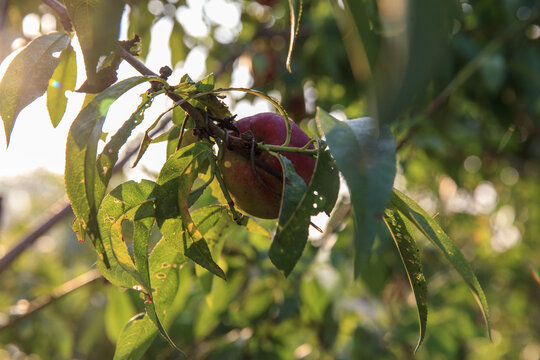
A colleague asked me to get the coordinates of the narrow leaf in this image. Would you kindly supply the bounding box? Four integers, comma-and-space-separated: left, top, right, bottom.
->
391, 188, 491, 340
190, 205, 233, 255
336, 0, 379, 74
376, 0, 457, 124
145, 234, 190, 356
155, 142, 225, 279
113, 313, 157, 360
114, 237, 191, 360
144, 300, 185, 357
0, 32, 70, 145
65, 76, 149, 262
96, 92, 155, 205
99, 180, 156, 290
131, 101, 169, 168
286, 0, 303, 73
315, 108, 396, 275
268, 156, 306, 275
269, 143, 340, 276
102, 182, 189, 357
97, 179, 156, 289
383, 207, 427, 352
47, 43, 77, 127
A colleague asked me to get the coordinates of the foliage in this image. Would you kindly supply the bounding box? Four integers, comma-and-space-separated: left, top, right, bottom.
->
1, 0, 539, 359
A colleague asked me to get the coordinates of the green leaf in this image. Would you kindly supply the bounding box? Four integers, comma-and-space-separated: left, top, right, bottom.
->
315, 108, 396, 275
140, 233, 191, 357
269, 143, 340, 276
101, 181, 189, 356
383, 207, 427, 352
97, 179, 155, 289
155, 142, 226, 279
329, 0, 376, 84
145, 233, 191, 356
196, 73, 215, 92
113, 313, 157, 360
63, 0, 124, 91
175, 73, 231, 120
193, 272, 245, 340
148, 237, 188, 310
340, 0, 379, 71
0, 32, 70, 145
391, 188, 491, 340
105, 288, 137, 343
166, 125, 182, 159
99, 180, 156, 289
46, 43, 77, 127
131, 99, 171, 168
144, 300, 185, 356
300, 275, 331, 322
376, 0, 458, 124
65, 76, 149, 262
96, 91, 155, 204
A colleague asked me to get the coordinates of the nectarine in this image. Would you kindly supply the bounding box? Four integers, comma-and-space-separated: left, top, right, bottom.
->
218, 112, 315, 219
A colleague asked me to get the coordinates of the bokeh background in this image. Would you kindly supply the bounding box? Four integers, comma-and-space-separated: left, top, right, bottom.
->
1, 0, 539, 359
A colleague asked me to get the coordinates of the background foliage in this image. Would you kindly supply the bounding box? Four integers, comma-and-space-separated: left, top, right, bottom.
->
0, 0, 539, 359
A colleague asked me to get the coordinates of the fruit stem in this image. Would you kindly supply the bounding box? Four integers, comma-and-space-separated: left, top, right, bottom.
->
258, 143, 317, 156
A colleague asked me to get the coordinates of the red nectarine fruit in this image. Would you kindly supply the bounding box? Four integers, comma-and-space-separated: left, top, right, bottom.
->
218, 112, 315, 219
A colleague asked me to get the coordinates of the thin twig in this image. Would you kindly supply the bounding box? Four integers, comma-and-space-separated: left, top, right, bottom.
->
0, 200, 72, 275
0, 269, 103, 331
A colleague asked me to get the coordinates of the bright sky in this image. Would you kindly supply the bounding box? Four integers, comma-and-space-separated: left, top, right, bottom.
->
0, 0, 269, 179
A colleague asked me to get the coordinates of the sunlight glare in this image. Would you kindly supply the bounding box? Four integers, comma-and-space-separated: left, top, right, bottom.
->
176, 3, 210, 38
41, 13, 57, 34
22, 13, 41, 39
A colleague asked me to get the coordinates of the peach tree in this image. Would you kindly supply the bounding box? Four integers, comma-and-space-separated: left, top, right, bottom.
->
0, 0, 491, 358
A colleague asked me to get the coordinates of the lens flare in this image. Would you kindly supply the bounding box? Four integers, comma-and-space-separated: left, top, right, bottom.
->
530, 265, 540, 285
49, 79, 61, 88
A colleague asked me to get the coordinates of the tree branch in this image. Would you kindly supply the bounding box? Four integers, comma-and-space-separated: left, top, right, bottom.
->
0, 269, 103, 331
0, 199, 72, 275
0, 119, 171, 275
